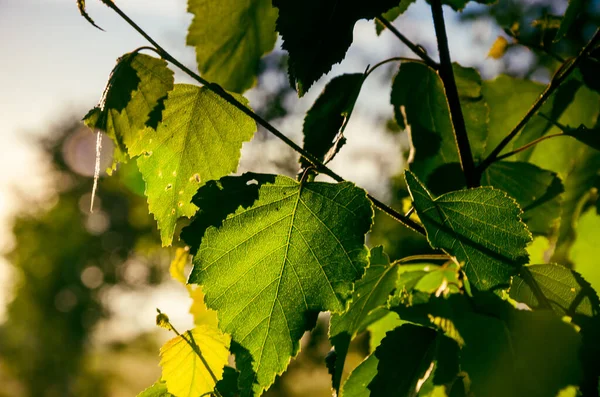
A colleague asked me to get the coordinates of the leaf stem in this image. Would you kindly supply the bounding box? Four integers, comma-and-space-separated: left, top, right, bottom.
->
395, 254, 451, 264
477, 27, 600, 173
98, 0, 427, 236
377, 16, 439, 70
430, 0, 478, 188
494, 133, 564, 162
364, 56, 425, 78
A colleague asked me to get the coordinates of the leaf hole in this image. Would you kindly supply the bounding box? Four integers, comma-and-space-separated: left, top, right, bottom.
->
165, 184, 173, 191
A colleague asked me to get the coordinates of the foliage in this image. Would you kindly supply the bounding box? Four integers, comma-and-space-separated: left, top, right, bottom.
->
74, 0, 600, 396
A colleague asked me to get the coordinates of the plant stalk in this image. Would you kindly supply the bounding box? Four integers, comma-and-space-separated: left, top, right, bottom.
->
99, 0, 427, 236
376, 16, 439, 70
477, 27, 600, 173
430, 0, 478, 188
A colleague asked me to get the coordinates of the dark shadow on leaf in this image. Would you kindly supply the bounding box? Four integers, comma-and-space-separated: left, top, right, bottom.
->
328, 332, 351, 393
145, 94, 168, 130
427, 162, 466, 196
180, 173, 276, 254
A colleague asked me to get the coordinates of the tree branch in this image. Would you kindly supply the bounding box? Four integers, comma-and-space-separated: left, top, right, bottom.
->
430, 0, 478, 188
376, 16, 439, 70
477, 27, 600, 173
99, 0, 427, 236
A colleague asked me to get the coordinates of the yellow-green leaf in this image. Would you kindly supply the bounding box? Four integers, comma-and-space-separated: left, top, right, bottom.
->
160, 325, 231, 397
130, 84, 256, 245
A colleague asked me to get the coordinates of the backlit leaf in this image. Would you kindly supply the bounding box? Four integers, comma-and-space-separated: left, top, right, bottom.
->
393, 293, 583, 397
273, 0, 398, 95
392, 62, 488, 193
570, 208, 600, 294
137, 380, 173, 397
405, 170, 531, 290
525, 85, 600, 262
129, 84, 256, 245
374, 0, 416, 35
186, 0, 278, 93
482, 162, 564, 235
160, 325, 230, 397
510, 264, 599, 317
301, 73, 365, 169
341, 354, 378, 397
329, 247, 397, 392
188, 175, 373, 395
83, 53, 174, 171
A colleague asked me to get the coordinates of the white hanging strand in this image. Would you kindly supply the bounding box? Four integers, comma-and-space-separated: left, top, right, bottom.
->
90, 129, 103, 213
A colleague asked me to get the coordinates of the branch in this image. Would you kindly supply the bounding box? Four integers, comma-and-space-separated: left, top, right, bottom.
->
99, 0, 427, 236
430, 0, 478, 188
477, 27, 600, 173
494, 133, 564, 162
376, 16, 439, 70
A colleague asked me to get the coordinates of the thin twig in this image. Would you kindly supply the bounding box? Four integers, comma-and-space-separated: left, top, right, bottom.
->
430, 0, 478, 188
376, 16, 439, 70
395, 254, 451, 264
364, 56, 425, 78
477, 27, 600, 173
99, 0, 427, 236
494, 133, 564, 162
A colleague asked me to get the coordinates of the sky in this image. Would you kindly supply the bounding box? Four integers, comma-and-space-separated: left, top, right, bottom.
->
0, 0, 504, 333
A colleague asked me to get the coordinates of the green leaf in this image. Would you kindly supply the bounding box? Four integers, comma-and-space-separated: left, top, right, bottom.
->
301, 73, 365, 169
392, 62, 488, 193
83, 53, 174, 171
375, 0, 416, 35
481, 75, 548, 160
273, 0, 398, 96
329, 247, 397, 392
405, 170, 531, 291
341, 354, 378, 397
160, 325, 231, 397
525, 85, 600, 262
367, 310, 404, 352
368, 324, 438, 396
510, 264, 599, 317
76, 0, 103, 30
394, 293, 583, 397
563, 124, 600, 151
570, 208, 600, 294
186, 0, 278, 93
482, 162, 564, 235
555, 0, 588, 41
188, 175, 374, 395
137, 380, 173, 397
130, 84, 256, 245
